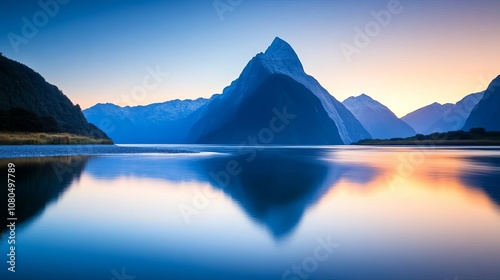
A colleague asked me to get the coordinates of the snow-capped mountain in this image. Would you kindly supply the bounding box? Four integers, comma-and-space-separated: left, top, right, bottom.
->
425, 91, 484, 134
188, 37, 371, 144
343, 94, 416, 139
84, 98, 209, 143
402, 102, 454, 134
463, 76, 500, 131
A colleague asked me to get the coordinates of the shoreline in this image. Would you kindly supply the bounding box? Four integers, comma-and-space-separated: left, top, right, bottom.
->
0, 132, 113, 145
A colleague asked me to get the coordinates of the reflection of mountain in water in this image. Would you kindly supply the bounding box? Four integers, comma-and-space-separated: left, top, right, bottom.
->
202, 149, 377, 238
0, 157, 90, 233
85, 149, 377, 239
460, 156, 500, 208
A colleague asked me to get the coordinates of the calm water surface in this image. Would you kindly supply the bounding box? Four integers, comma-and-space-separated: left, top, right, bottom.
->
1, 145, 500, 279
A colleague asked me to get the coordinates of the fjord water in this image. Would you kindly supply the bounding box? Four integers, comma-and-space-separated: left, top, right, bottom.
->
1, 146, 500, 279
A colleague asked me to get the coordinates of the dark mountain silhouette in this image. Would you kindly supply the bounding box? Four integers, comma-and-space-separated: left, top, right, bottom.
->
0, 157, 90, 234
463, 76, 500, 131
0, 54, 109, 140
198, 74, 343, 144
459, 156, 500, 208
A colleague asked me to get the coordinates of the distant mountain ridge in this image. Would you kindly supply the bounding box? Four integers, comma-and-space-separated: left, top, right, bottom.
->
402, 91, 485, 134
343, 94, 416, 139
402, 102, 454, 134
0, 54, 109, 140
84, 98, 209, 143
427, 91, 484, 134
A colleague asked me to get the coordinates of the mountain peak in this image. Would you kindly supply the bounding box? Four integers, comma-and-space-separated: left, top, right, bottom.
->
190, 36, 371, 145
265, 37, 293, 54
343, 94, 387, 114
343, 94, 416, 139
237, 37, 305, 79
263, 37, 302, 64
358, 93, 372, 99
344, 93, 375, 104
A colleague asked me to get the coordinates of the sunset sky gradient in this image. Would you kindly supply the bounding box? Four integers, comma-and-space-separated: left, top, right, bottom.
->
1, 0, 499, 116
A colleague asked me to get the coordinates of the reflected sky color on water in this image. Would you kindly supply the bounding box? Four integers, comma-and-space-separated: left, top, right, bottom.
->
1, 146, 500, 279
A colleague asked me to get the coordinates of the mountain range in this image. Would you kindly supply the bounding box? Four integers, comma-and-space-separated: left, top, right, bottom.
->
83, 39, 499, 144
85, 37, 371, 144
403, 92, 485, 134
426, 91, 484, 134
84, 98, 209, 143
2, 38, 497, 145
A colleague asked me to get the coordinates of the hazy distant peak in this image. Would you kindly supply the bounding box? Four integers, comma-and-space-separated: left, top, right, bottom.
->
345, 93, 373, 100
342, 93, 416, 139
356, 93, 373, 100
428, 102, 453, 111
343, 94, 386, 112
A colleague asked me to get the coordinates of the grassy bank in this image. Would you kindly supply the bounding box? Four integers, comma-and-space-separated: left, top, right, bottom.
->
355, 128, 500, 146
0, 132, 113, 145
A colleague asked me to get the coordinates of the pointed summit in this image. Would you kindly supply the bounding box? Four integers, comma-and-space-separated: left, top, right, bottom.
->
259, 37, 304, 73
358, 93, 371, 100
188, 37, 371, 145
265, 37, 298, 58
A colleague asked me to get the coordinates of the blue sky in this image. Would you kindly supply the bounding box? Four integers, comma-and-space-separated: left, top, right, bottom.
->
1, 0, 500, 116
